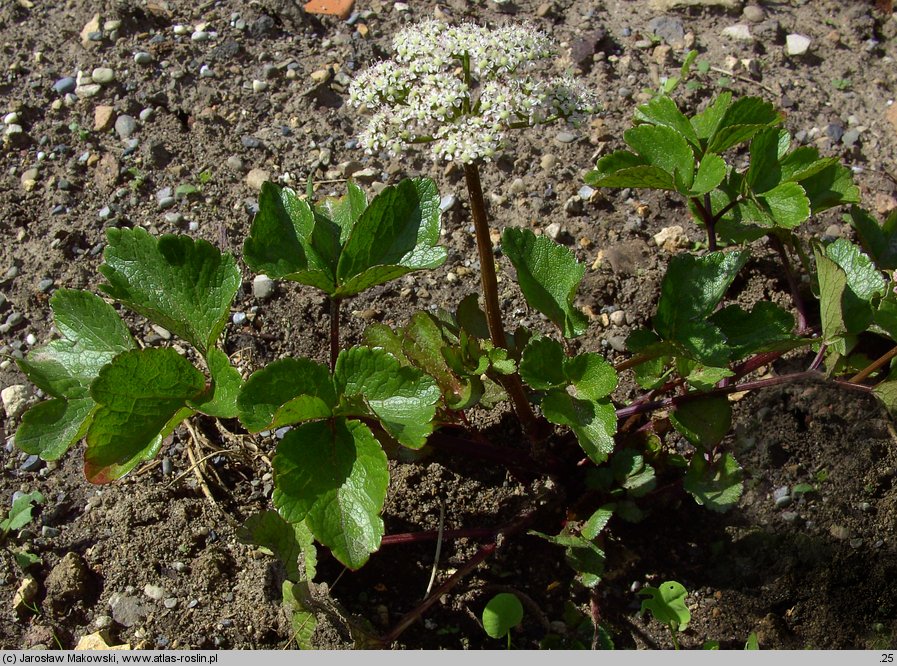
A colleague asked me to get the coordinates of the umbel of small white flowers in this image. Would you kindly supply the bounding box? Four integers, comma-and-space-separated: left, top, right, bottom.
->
348, 20, 599, 165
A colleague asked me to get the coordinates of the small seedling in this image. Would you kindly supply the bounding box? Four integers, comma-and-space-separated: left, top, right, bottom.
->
639, 581, 691, 649
1, 491, 43, 542
482, 592, 524, 649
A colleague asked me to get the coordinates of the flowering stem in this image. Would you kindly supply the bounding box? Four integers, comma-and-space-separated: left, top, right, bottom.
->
463, 162, 542, 439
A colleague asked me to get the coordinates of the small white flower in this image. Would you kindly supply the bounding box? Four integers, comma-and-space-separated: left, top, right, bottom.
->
348, 20, 598, 164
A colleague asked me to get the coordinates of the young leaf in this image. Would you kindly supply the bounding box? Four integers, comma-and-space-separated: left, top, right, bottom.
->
634, 95, 700, 149
564, 353, 618, 400
688, 153, 727, 196
15, 399, 95, 462
691, 92, 732, 143
1, 491, 44, 535
482, 593, 524, 639
670, 396, 732, 448
639, 581, 691, 632
189, 347, 242, 419
754, 181, 811, 229
684, 452, 743, 513
541, 392, 616, 464
799, 162, 860, 214
706, 96, 782, 154
273, 418, 389, 570
826, 239, 887, 302
335, 178, 447, 297
243, 183, 337, 292
237, 358, 336, 433
99, 228, 240, 355
623, 124, 695, 193
745, 128, 787, 194
519, 337, 566, 390
502, 228, 588, 338
85, 349, 204, 483
709, 302, 797, 360
237, 510, 305, 582
334, 346, 440, 449
815, 251, 851, 350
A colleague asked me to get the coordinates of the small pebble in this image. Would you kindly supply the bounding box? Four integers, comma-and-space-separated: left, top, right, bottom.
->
53, 77, 76, 95
134, 52, 153, 65
91, 67, 115, 84
114, 115, 137, 140
252, 79, 268, 93
252, 275, 275, 300
555, 131, 577, 144
232, 312, 246, 325
785, 34, 811, 56
191, 31, 210, 42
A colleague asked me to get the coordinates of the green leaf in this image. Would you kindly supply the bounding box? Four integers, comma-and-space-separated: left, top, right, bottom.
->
826, 239, 886, 302
634, 95, 700, 149
334, 347, 440, 449
100, 228, 240, 354
799, 162, 860, 214
873, 376, 897, 418
482, 593, 524, 639
745, 633, 760, 650
639, 581, 691, 632
746, 128, 787, 194
815, 250, 851, 347
273, 418, 388, 570
542, 392, 616, 464
237, 510, 304, 582
685, 365, 734, 391
623, 124, 695, 192
15, 398, 95, 461
282, 581, 318, 650
688, 153, 727, 196
654, 250, 749, 363
17, 290, 134, 400
706, 96, 782, 154
755, 181, 810, 229
691, 92, 731, 143
850, 207, 897, 271
779, 147, 837, 183
243, 182, 323, 280
237, 358, 336, 433
189, 347, 242, 418
502, 228, 588, 338
610, 449, 657, 498
519, 337, 567, 390
85, 349, 204, 483
670, 396, 732, 447
564, 353, 617, 400
684, 452, 743, 512
1, 491, 44, 535
710, 302, 797, 360
336, 178, 447, 297
317, 181, 368, 244
587, 163, 676, 191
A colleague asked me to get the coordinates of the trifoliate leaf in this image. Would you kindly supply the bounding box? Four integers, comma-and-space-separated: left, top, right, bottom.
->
756, 181, 811, 229
639, 581, 691, 631
542, 392, 616, 464
634, 95, 700, 149
670, 396, 732, 448
100, 228, 240, 354
189, 347, 242, 419
564, 353, 618, 400
502, 228, 588, 338
273, 419, 388, 570
85, 349, 204, 483
237, 510, 305, 582
237, 358, 336, 433
334, 346, 440, 449
336, 178, 447, 297
482, 594, 524, 640
684, 452, 743, 513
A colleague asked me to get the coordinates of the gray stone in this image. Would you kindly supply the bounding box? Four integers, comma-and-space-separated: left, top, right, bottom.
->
650, 0, 740, 8
742, 4, 766, 22
134, 52, 153, 65
75, 84, 102, 99
647, 15, 685, 46
91, 67, 115, 84
114, 115, 137, 140
232, 312, 246, 325
20, 455, 43, 472
156, 188, 175, 209
53, 77, 76, 95
143, 584, 166, 601
722, 23, 753, 42
226, 155, 245, 172
842, 129, 861, 148
252, 274, 275, 300
555, 131, 577, 144
439, 194, 457, 213
109, 593, 147, 627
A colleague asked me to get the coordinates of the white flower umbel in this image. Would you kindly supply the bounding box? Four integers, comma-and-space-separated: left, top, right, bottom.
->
349, 20, 598, 164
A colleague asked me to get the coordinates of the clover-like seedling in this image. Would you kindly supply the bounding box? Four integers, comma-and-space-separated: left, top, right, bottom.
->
639, 581, 691, 649
482, 592, 524, 649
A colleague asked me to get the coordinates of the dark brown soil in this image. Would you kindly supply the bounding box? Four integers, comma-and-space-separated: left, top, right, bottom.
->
1, 0, 897, 651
